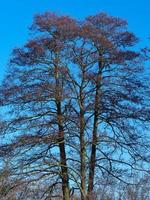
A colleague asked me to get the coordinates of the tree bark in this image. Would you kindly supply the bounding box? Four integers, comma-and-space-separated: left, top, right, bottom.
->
87, 61, 101, 199
79, 72, 86, 200
80, 108, 86, 200
87, 96, 98, 199
57, 101, 70, 200
55, 64, 70, 200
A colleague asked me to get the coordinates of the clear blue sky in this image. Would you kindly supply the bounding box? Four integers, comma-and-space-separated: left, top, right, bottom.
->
0, 0, 150, 80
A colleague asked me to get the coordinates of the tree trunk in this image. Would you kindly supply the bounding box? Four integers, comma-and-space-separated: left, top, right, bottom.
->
80, 108, 86, 200
87, 61, 101, 199
79, 75, 86, 200
87, 102, 98, 199
55, 64, 70, 200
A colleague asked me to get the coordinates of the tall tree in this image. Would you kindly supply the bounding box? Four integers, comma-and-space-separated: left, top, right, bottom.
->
0, 12, 78, 200
0, 12, 150, 200
79, 13, 150, 198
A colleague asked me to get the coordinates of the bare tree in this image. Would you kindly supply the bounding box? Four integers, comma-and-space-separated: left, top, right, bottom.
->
0, 12, 150, 200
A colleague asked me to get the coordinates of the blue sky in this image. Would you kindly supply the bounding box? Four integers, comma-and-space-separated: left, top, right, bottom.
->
0, 0, 150, 80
